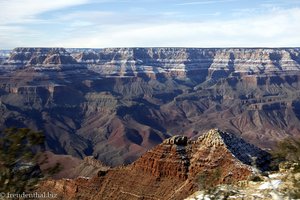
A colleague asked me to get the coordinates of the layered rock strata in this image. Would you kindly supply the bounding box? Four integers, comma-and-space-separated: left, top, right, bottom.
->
38, 129, 271, 200
0, 47, 299, 166
3, 47, 300, 77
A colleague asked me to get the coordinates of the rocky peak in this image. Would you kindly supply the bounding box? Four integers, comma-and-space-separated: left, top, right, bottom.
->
196, 128, 271, 171
132, 128, 270, 182
197, 128, 225, 147
132, 135, 190, 180
38, 129, 273, 200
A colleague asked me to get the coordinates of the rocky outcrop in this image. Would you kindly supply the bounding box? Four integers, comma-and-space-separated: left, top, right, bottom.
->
163, 135, 188, 145
185, 162, 300, 200
132, 128, 269, 182
38, 129, 272, 200
196, 129, 271, 170
133, 138, 190, 180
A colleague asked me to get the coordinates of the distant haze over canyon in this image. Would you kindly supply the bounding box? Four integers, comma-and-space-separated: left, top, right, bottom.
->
0, 47, 300, 166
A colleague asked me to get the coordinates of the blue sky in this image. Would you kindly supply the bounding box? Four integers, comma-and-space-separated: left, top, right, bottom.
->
0, 0, 300, 48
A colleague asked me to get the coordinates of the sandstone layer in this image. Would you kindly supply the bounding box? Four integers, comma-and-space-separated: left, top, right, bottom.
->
38, 129, 271, 200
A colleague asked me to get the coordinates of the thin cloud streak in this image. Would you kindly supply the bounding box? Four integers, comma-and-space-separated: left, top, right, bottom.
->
0, 0, 91, 24
176, 0, 235, 6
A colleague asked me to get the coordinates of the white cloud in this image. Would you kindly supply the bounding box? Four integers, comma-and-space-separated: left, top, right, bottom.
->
0, 0, 93, 48
1, 1, 300, 48
60, 7, 300, 47
0, 0, 90, 24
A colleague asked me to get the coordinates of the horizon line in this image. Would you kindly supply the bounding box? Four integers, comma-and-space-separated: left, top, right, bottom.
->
4, 46, 300, 50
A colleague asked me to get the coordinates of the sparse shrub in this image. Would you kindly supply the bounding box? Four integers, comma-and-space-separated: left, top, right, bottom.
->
0, 128, 61, 193
270, 137, 300, 198
248, 175, 263, 182
197, 167, 222, 190
271, 137, 300, 172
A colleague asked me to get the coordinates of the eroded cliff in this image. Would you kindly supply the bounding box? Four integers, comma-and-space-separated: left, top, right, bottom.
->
0, 47, 299, 166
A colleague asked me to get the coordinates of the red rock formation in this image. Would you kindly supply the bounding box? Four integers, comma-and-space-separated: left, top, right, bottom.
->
38, 129, 270, 200
132, 136, 190, 180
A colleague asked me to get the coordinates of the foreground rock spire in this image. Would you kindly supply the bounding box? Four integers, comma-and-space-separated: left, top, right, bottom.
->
38, 129, 271, 200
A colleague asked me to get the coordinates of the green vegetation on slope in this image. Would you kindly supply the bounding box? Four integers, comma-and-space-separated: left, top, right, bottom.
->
0, 128, 60, 193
